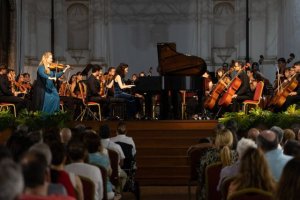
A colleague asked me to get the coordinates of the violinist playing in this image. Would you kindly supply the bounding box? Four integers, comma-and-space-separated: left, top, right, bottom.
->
278, 61, 300, 111
231, 61, 253, 112
32, 52, 71, 114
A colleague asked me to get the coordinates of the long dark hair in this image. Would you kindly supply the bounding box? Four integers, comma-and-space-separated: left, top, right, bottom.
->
277, 157, 300, 200
116, 63, 128, 79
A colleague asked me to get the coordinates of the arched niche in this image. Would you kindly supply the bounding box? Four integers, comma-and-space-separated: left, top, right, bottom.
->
67, 3, 89, 50
213, 2, 235, 47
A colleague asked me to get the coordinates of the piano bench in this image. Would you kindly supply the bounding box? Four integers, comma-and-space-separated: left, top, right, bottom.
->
109, 98, 127, 120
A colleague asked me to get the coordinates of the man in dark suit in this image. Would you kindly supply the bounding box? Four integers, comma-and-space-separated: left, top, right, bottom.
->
0, 66, 29, 112
86, 64, 103, 102
231, 62, 253, 112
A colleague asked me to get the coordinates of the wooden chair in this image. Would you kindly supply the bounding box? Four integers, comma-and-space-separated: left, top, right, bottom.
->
228, 188, 274, 200
108, 149, 120, 187
76, 82, 101, 121
0, 103, 16, 117
186, 143, 212, 200
220, 176, 236, 200
243, 81, 264, 113
205, 162, 223, 200
91, 163, 108, 200
79, 176, 95, 200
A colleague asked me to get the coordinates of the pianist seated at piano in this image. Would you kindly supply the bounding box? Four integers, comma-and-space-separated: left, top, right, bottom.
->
112, 63, 139, 119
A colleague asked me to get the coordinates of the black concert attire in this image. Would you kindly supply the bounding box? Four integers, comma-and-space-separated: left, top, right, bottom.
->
113, 78, 137, 119
0, 74, 29, 112
231, 71, 253, 112
86, 74, 109, 117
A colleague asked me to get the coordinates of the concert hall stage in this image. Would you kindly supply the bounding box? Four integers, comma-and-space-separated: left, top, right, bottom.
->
71, 120, 218, 186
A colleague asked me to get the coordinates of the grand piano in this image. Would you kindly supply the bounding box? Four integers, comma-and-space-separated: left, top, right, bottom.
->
135, 42, 207, 119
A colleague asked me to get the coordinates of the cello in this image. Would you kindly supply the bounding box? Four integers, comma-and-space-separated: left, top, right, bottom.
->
268, 73, 298, 107
218, 63, 249, 107
204, 69, 231, 110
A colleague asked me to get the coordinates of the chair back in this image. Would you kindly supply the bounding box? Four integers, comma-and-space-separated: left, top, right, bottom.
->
221, 176, 235, 200
108, 149, 120, 187
253, 81, 264, 102
91, 163, 108, 200
187, 143, 212, 182
228, 188, 274, 200
115, 142, 135, 171
205, 162, 223, 200
79, 175, 95, 200
78, 81, 87, 104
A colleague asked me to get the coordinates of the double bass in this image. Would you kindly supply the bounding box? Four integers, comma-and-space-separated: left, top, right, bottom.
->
218, 64, 248, 107
268, 73, 298, 107
204, 70, 231, 110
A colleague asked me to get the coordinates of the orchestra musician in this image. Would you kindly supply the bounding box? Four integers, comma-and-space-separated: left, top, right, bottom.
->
113, 63, 137, 119
277, 61, 300, 111
231, 62, 253, 112
0, 65, 30, 113
86, 64, 106, 103
32, 52, 70, 114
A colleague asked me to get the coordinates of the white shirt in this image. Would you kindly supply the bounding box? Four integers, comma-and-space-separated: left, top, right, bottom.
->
65, 162, 103, 200
110, 134, 136, 156
101, 139, 125, 160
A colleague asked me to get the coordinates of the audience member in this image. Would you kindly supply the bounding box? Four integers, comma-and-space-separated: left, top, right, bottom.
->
282, 129, 296, 145
283, 140, 300, 157
0, 159, 24, 200
270, 126, 284, 148
60, 128, 72, 144
225, 120, 238, 149
99, 124, 127, 194
257, 130, 292, 181
198, 129, 237, 200
247, 128, 260, 141
227, 147, 276, 199
65, 140, 103, 200
84, 131, 115, 199
49, 141, 83, 199
110, 121, 136, 156
20, 151, 74, 200
217, 138, 257, 190
28, 143, 67, 196
276, 157, 300, 200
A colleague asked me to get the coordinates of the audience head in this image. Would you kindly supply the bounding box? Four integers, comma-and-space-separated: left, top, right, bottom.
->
60, 128, 72, 144
48, 142, 66, 166
215, 129, 233, 166
277, 157, 300, 200
67, 140, 87, 162
283, 140, 300, 157
0, 159, 24, 200
256, 130, 278, 152
233, 147, 275, 192
282, 129, 296, 145
117, 121, 127, 135
99, 124, 110, 139
29, 143, 52, 165
236, 138, 257, 159
84, 131, 101, 154
21, 151, 49, 193
247, 128, 260, 141
270, 126, 284, 144
43, 127, 61, 144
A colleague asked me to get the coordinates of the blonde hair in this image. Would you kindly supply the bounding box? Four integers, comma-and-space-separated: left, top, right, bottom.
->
215, 129, 233, 166
39, 52, 52, 74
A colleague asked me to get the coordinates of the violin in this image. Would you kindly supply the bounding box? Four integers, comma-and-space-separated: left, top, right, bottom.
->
49, 63, 65, 70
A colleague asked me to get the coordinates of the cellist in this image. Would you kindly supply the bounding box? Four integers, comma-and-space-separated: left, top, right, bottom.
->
278, 61, 300, 111
231, 62, 253, 112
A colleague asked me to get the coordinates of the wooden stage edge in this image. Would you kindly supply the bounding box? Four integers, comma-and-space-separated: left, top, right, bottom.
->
69, 120, 219, 132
